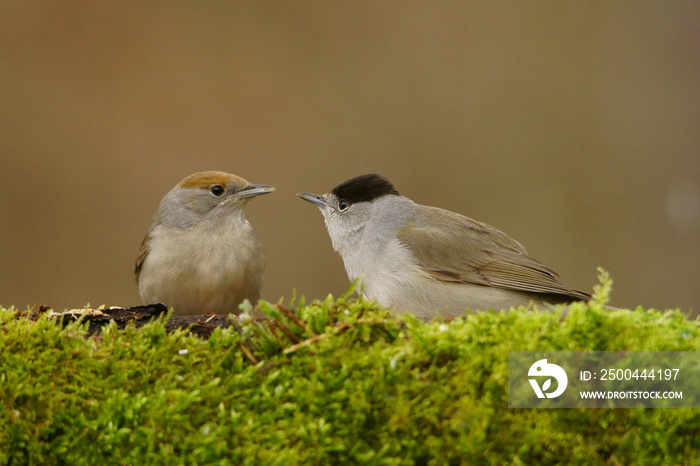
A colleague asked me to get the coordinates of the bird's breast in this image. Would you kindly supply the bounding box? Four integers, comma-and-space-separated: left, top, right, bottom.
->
340, 236, 417, 306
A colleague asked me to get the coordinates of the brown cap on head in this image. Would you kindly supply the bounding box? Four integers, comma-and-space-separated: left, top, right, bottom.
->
177, 171, 249, 190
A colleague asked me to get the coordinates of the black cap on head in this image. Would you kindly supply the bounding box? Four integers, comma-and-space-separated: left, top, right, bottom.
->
331, 174, 400, 203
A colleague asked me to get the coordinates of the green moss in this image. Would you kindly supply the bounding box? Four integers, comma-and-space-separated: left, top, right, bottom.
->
1, 275, 698, 464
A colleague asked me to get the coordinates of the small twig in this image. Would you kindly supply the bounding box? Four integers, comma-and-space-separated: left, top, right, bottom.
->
243, 336, 260, 355
334, 322, 352, 333
236, 341, 259, 365
283, 322, 352, 355
227, 315, 244, 333
283, 333, 328, 355
267, 321, 286, 347
276, 305, 315, 336
273, 316, 301, 343
228, 314, 262, 356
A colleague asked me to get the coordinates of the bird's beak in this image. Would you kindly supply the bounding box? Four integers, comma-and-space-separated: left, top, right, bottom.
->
237, 184, 276, 199
296, 192, 328, 207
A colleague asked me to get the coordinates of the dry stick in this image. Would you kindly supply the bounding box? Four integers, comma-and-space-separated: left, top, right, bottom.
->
240, 336, 261, 359
282, 334, 327, 355
236, 341, 259, 365
276, 305, 316, 336
267, 321, 286, 347
228, 315, 244, 333
273, 317, 301, 343
283, 322, 352, 355
229, 314, 262, 355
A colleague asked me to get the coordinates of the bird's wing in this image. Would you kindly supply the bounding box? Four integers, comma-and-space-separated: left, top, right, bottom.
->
397, 206, 590, 300
134, 233, 151, 282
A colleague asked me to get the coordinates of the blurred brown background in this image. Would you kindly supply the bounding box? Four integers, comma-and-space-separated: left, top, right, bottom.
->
1, 2, 698, 314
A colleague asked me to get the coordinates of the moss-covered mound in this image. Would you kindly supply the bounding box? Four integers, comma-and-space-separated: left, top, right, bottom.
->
1, 277, 698, 464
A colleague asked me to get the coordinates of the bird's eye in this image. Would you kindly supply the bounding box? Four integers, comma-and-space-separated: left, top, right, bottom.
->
209, 185, 225, 197
338, 199, 350, 211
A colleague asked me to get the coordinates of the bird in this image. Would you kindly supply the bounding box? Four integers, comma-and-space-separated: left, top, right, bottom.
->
135, 171, 274, 315
297, 173, 591, 318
